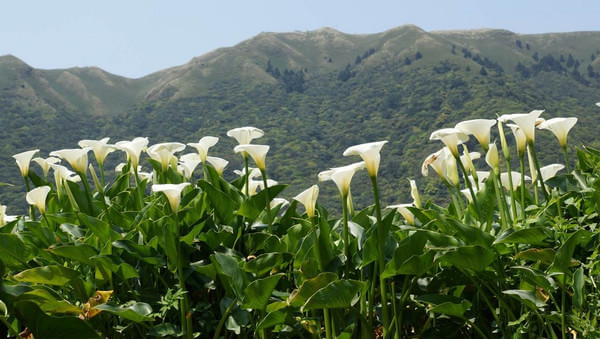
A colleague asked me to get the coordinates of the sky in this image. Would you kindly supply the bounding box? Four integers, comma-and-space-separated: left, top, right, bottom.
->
2, 0, 600, 78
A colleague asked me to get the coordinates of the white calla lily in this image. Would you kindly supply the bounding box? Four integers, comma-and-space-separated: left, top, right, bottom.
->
429, 128, 469, 157
26, 186, 51, 214
49, 148, 91, 174
422, 148, 451, 179
13, 149, 39, 178
115, 137, 149, 170
234, 144, 270, 170
485, 143, 500, 171
32, 157, 61, 177
152, 183, 190, 213
539, 164, 565, 181
500, 172, 530, 191
293, 185, 319, 218
343, 141, 387, 177
178, 153, 202, 179
387, 204, 415, 225
78, 137, 114, 166
319, 162, 365, 197
507, 123, 527, 156
537, 117, 578, 149
206, 156, 229, 175
188, 136, 218, 163
227, 127, 264, 145
409, 179, 422, 208
507, 110, 544, 143
455, 119, 496, 151
147, 142, 186, 172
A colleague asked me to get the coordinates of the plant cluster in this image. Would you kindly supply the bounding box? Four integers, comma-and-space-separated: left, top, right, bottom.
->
1, 109, 599, 338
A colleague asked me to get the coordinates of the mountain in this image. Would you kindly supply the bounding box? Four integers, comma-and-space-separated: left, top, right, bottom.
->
2, 25, 600, 212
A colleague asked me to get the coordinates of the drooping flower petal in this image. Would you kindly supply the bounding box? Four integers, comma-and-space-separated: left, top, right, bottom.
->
422, 148, 451, 178
152, 183, 190, 213
455, 119, 496, 151
234, 144, 270, 170
343, 141, 387, 177
227, 127, 264, 145
78, 137, 114, 166
429, 128, 469, 157
293, 184, 319, 218
537, 117, 578, 148
26, 186, 51, 214
13, 149, 39, 177
49, 148, 91, 174
188, 136, 219, 162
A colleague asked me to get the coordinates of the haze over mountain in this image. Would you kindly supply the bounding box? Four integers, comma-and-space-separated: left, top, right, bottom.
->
2, 25, 600, 211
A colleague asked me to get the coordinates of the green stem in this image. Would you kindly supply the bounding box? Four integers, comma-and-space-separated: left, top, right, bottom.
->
528, 140, 549, 200
244, 155, 250, 197
562, 146, 571, 172
561, 275, 566, 339
491, 170, 508, 230
505, 159, 517, 224
370, 175, 390, 336
519, 156, 527, 223
175, 213, 192, 339
213, 299, 236, 339
0, 317, 24, 339
456, 156, 481, 217
310, 216, 332, 339
391, 282, 400, 339
341, 193, 350, 277
24, 177, 35, 221
260, 169, 273, 232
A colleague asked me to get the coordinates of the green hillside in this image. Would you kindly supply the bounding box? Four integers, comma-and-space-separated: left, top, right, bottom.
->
2, 25, 600, 213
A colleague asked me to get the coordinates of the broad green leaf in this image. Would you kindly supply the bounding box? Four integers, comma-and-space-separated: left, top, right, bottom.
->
236, 185, 287, 220
511, 266, 556, 292
514, 248, 556, 265
93, 301, 154, 322
256, 308, 289, 330
48, 244, 98, 266
77, 213, 119, 243
13, 265, 81, 286
438, 245, 496, 272
192, 261, 216, 280
14, 301, 99, 339
40, 301, 82, 314
198, 227, 236, 250
241, 274, 284, 310
417, 294, 472, 318
573, 267, 585, 311
147, 323, 178, 337
550, 229, 592, 274
396, 251, 436, 277
0, 233, 33, 267
494, 227, 550, 246
244, 252, 292, 276
301, 279, 366, 311
113, 239, 165, 266
197, 181, 237, 224
0, 300, 6, 317
211, 253, 248, 300
382, 231, 428, 278
288, 272, 338, 307
503, 289, 547, 309
90, 255, 139, 280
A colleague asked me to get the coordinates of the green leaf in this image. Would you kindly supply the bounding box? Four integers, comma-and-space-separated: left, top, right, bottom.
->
301, 279, 366, 312
417, 294, 472, 318
573, 267, 585, 311
93, 301, 154, 322
40, 301, 82, 315
48, 244, 98, 266
256, 308, 289, 330
550, 229, 592, 274
236, 184, 287, 220
211, 253, 248, 300
0, 233, 33, 268
197, 181, 237, 224
0, 300, 7, 317
243, 252, 292, 276
511, 266, 556, 292
288, 272, 338, 307
438, 245, 496, 272
503, 289, 547, 309
241, 274, 284, 310
14, 301, 99, 339
514, 248, 556, 265
113, 239, 165, 266
77, 213, 119, 244
90, 255, 139, 280
493, 227, 550, 246
13, 265, 81, 286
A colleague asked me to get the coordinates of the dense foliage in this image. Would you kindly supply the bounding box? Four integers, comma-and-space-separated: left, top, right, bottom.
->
1, 110, 600, 338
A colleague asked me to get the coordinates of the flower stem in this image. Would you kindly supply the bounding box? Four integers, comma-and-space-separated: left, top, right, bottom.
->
311, 216, 332, 339
528, 140, 549, 200
562, 146, 571, 172
519, 156, 527, 222
341, 193, 350, 277
370, 175, 390, 335
260, 169, 273, 232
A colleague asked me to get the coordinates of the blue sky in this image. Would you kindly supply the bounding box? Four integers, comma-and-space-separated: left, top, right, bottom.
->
2, 0, 599, 78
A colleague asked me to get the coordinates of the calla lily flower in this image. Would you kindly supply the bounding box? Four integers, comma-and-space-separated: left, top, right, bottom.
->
506, 110, 544, 143
596, 102, 600, 107
459, 149, 480, 175
455, 119, 496, 151
234, 167, 262, 179
429, 128, 469, 157
188, 136, 219, 163
293, 184, 319, 218
485, 143, 500, 171
147, 142, 186, 172
206, 156, 229, 175
178, 153, 202, 179
343, 141, 387, 178
257, 179, 278, 190
152, 183, 190, 213
50, 148, 91, 174
26, 186, 51, 214
227, 126, 264, 145
537, 117, 578, 149
243, 179, 262, 196
387, 204, 415, 225
442, 153, 460, 186
234, 144, 270, 170
319, 162, 366, 197
500, 172, 530, 191
51, 164, 81, 186
270, 198, 289, 209
13, 149, 39, 178
539, 164, 565, 181
114, 137, 149, 170
507, 124, 527, 156
78, 138, 114, 166
422, 148, 451, 178
409, 179, 422, 208
32, 157, 61, 177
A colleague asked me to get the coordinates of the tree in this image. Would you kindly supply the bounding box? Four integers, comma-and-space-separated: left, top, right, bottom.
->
415, 51, 423, 60
479, 67, 488, 76
567, 54, 575, 68
515, 39, 522, 48
404, 57, 412, 65
588, 64, 596, 78
532, 52, 539, 61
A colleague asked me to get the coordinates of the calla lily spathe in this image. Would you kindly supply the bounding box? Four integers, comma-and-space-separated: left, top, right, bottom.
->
506, 110, 544, 143
178, 153, 202, 179
13, 149, 39, 178
234, 144, 270, 170
409, 179, 422, 208
387, 204, 415, 225
114, 137, 149, 170
343, 141, 387, 178
78, 138, 114, 166
50, 148, 91, 174
206, 156, 229, 175
319, 162, 365, 197
293, 184, 319, 218
227, 127, 264, 145
537, 117, 578, 148
152, 183, 190, 213
32, 157, 61, 177
51, 164, 81, 186
500, 172, 530, 191
429, 128, 469, 157
147, 142, 186, 172
234, 167, 262, 180
26, 186, 51, 214
188, 136, 218, 163
539, 164, 565, 181
507, 124, 527, 156
455, 119, 496, 151
485, 143, 500, 171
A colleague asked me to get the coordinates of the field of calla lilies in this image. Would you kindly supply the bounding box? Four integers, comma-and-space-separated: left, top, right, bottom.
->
1, 109, 600, 338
